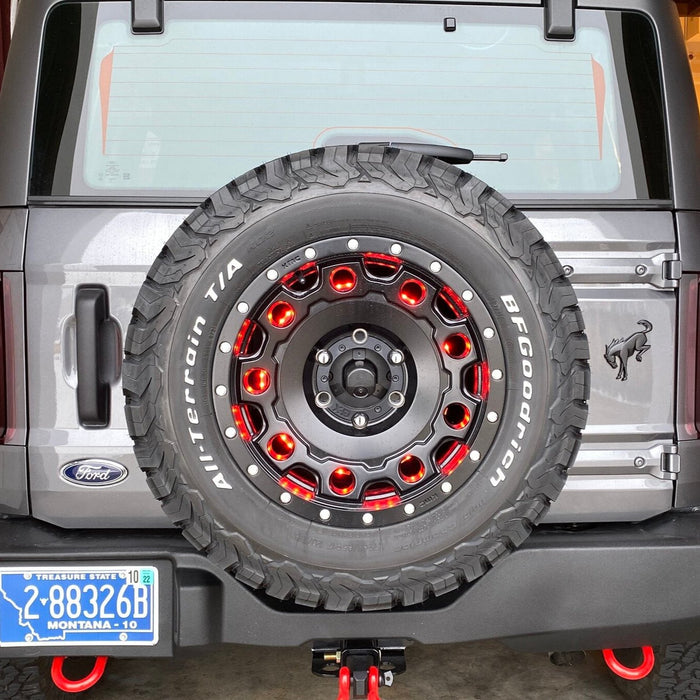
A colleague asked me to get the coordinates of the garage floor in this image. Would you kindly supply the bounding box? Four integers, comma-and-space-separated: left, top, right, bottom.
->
82, 640, 623, 699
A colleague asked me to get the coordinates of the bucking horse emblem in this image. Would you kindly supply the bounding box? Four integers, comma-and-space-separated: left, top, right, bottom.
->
604, 320, 653, 382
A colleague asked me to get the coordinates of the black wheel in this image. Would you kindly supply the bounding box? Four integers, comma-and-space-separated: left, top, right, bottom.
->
124, 145, 589, 611
610, 644, 700, 699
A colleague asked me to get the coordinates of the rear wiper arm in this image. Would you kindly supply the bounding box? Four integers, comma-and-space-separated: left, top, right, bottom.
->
359, 142, 508, 165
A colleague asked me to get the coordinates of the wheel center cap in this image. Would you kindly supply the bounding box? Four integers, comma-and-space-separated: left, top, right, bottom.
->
309, 325, 410, 433
344, 362, 378, 398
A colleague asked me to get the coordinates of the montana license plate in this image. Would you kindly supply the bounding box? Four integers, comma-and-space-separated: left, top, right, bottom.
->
0, 566, 158, 646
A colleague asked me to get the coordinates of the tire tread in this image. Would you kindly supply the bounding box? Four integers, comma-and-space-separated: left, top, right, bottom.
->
613, 643, 700, 700
124, 145, 589, 611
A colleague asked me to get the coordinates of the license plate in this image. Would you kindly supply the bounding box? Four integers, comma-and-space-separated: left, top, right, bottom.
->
0, 566, 158, 647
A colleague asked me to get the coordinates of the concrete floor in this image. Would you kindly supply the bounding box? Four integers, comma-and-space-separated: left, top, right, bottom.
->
79, 640, 624, 699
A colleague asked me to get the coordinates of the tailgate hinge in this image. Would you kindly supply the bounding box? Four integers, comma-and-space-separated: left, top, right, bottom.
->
544, 0, 577, 41
662, 256, 682, 283
132, 0, 163, 34
661, 446, 680, 480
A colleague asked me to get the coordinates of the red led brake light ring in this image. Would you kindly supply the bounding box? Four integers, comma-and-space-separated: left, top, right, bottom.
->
51, 656, 108, 693
398, 455, 425, 484
330, 467, 356, 496
399, 279, 426, 306
602, 647, 655, 680
329, 266, 358, 293
243, 368, 270, 395
267, 301, 296, 329
437, 287, 468, 321
442, 333, 470, 359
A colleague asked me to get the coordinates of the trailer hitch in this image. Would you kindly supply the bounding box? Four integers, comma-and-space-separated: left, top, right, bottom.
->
312, 640, 406, 700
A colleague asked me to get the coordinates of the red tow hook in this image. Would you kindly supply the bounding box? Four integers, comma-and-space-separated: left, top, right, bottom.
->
336, 666, 351, 700
367, 667, 382, 700
602, 647, 655, 680
51, 656, 108, 693
336, 665, 382, 700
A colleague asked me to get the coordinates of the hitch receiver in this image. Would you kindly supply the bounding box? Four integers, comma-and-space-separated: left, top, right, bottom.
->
312, 640, 406, 699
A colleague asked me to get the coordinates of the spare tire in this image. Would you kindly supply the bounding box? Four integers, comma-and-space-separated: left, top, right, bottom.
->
124, 145, 589, 611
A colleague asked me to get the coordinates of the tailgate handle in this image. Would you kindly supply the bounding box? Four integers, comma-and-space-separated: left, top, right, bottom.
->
75, 286, 119, 428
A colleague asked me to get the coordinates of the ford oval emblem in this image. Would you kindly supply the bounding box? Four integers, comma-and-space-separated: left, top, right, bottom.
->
60, 459, 128, 488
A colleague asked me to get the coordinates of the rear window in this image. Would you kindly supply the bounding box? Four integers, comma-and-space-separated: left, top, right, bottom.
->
31, 2, 669, 201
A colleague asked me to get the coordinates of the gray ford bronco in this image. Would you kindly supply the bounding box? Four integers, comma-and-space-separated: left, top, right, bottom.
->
0, 0, 699, 697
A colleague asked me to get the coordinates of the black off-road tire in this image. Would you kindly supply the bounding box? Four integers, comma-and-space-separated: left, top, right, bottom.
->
0, 658, 42, 700
0, 658, 71, 700
124, 145, 589, 611
611, 644, 700, 699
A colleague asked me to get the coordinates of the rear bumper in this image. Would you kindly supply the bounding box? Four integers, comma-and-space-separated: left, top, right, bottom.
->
1, 513, 699, 656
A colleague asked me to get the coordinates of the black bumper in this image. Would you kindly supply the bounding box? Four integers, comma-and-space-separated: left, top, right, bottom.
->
1, 513, 699, 656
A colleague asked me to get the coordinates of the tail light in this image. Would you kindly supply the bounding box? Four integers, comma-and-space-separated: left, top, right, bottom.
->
0, 271, 21, 448
696, 278, 700, 436
0, 274, 8, 442
0, 2, 9, 89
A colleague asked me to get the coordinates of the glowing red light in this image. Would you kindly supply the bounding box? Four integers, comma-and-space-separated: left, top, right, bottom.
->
436, 287, 469, 321
442, 333, 471, 359
231, 404, 254, 442
267, 433, 295, 462
436, 441, 469, 476
233, 320, 251, 357
329, 267, 357, 293
366, 495, 401, 510
281, 262, 320, 294
398, 455, 426, 484
399, 279, 427, 306
443, 403, 471, 431
267, 301, 295, 329
471, 362, 490, 399
267, 433, 295, 461
329, 467, 356, 496
363, 483, 401, 510
243, 368, 270, 395
363, 253, 402, 278
279, 468, 317, 501
233, 320, 264, 359
279, 478, 315, 500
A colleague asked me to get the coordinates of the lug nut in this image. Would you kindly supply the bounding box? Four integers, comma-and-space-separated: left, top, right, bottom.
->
389, 350, 404, 365
388, 391, 405, 407
315, 391, 332, 408
316, 349, 331, 365
352, 413, 368, 430
352, 328, 368, 345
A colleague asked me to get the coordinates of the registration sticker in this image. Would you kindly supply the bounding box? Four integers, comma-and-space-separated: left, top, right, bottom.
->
0, 566, 158, 647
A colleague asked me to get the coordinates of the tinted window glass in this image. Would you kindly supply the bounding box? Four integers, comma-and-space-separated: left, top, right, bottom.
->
32, 2, 669, 201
